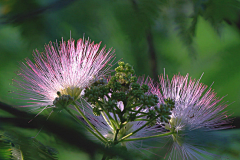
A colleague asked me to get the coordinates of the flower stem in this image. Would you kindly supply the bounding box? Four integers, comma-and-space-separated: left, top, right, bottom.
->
134, 118, 148, 121
113, 129, 120, 143
112, 109, 120, 129
101, 111, 113, 129
135, 114, 148, 118
64, 107, 106, 144
118, 117, 158, 142
98, 102, 117, 130
120, 131, 173, 142
104, 110, 118, 130
73, 103, 108, 143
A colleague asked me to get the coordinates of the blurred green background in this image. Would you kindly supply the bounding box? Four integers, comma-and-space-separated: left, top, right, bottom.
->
0, 0, 240, 159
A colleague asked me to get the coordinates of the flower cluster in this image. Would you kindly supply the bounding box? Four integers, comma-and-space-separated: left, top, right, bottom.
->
83, 62, 174, 154
84, 62, 172, 124
14, 37, 114, 111
13, 36, 231, 160
149, 74, 231, 159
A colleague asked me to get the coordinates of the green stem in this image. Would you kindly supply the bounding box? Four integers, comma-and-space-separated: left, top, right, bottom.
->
98, 102, 117, 131
118, 116, 158, 142
72, 103, 108, 143
113, 129, 120, 143
135, 114, 148, 118
120, 132, 173, 142
130, 103, 141, 108
113, 104, 121, 113
101, 111, 113, 129
64, 108, 106, 144
130, 110, 147, 115
134, 105, 146, 115
134, 118, 148, 121
104, 110, 118, 130
112, 109, 120, 129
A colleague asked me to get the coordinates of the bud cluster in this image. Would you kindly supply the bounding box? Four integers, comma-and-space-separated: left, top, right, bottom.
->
53, 91, 74, 111
155, 98, 175, 123
84, 61, 174, 125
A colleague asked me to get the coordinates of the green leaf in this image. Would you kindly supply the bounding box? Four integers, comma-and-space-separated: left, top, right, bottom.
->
0, 135, 12, 160
1, 131, 58, 160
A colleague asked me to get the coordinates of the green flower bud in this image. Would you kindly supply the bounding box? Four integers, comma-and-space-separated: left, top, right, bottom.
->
130, 76, 137, 83
118, 61, 125, 66
93, 107, 101, 116
53, 94, 74, 111
141, 84, 149, 92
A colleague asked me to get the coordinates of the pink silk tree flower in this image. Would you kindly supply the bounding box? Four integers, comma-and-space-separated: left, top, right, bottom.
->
149, 73, 231, 160
14, 37, 114, 112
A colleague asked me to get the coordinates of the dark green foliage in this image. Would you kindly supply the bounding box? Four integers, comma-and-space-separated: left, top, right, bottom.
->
201, 0, 240, 29
0, 135, 12, 160
0, 131, 58, 160
0, 0, 77, 47
0, 102, 142, 160
84, 62, 174, 126
154, 0, 240, 57
0, 0, 46, 46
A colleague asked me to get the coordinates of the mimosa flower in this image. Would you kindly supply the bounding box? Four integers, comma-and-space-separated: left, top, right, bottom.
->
14, 37, 114, 112
150, 73, 231, 160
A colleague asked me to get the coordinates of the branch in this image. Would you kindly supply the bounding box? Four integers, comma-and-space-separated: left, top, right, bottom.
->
0, 101, 140, 160
131, 0, 158, 80
0, 0, 76, 24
